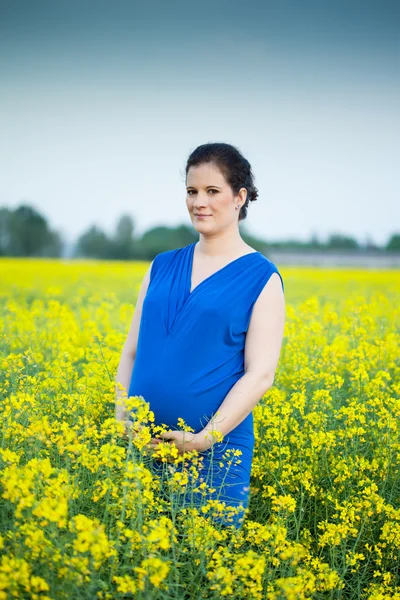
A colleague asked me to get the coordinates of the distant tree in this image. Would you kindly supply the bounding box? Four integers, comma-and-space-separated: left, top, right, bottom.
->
138, 224, 197, 259
386, 233, 400, 251
109, 214, 136, 259
74, 225, 111, 258
0, 204, 63, 257
0, 208, 11, 256
174, 224, 199, 249
41, 229, 63, 257
309, 231, 323, 248
326, 233, 359, 250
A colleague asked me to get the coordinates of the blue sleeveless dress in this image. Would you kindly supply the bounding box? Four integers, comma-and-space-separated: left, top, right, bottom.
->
128, 241, 284, 528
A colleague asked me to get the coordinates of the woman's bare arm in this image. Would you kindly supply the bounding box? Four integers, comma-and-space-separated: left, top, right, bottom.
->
115, 261, 153, 422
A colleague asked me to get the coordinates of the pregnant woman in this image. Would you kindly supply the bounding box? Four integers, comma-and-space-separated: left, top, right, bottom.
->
115, 142, 285, 529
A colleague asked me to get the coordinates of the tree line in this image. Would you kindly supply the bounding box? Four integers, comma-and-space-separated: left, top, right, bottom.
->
0, 204, 399, 259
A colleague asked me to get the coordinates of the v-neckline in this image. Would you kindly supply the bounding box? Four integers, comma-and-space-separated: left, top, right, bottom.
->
187, 242, 261, 297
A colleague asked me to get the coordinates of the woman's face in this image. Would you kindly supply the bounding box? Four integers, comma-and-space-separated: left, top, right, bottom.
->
186, 163, 245, 232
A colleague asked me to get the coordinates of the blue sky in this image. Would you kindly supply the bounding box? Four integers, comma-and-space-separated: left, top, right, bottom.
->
0, 0, 399, 246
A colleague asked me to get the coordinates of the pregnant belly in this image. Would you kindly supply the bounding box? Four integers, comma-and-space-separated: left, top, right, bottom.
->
128, 362, 254, 445
128, 370, 218, 432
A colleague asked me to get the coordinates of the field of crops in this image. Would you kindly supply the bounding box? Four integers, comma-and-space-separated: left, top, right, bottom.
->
0, 258, 399, 599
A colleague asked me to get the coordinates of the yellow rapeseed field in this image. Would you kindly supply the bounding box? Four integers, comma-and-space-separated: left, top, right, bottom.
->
0, 257, 399, 599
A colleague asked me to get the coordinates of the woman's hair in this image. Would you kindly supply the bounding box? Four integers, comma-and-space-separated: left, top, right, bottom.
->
184, 142, 258, 222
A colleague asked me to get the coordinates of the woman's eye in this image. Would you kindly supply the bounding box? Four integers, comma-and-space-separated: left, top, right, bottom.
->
187, 189, 218, 196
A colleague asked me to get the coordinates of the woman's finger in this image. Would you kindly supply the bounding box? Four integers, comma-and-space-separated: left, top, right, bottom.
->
148, 438, 162, 447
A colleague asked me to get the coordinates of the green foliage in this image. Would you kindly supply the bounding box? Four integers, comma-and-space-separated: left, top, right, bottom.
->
386, 233, 400, 251
0, 205, 63, 257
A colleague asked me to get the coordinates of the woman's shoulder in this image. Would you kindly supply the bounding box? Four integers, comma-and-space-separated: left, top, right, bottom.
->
255, 253, 284, 292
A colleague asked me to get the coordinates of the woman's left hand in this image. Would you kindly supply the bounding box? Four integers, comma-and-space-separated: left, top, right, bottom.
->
154, 430, 208, 455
